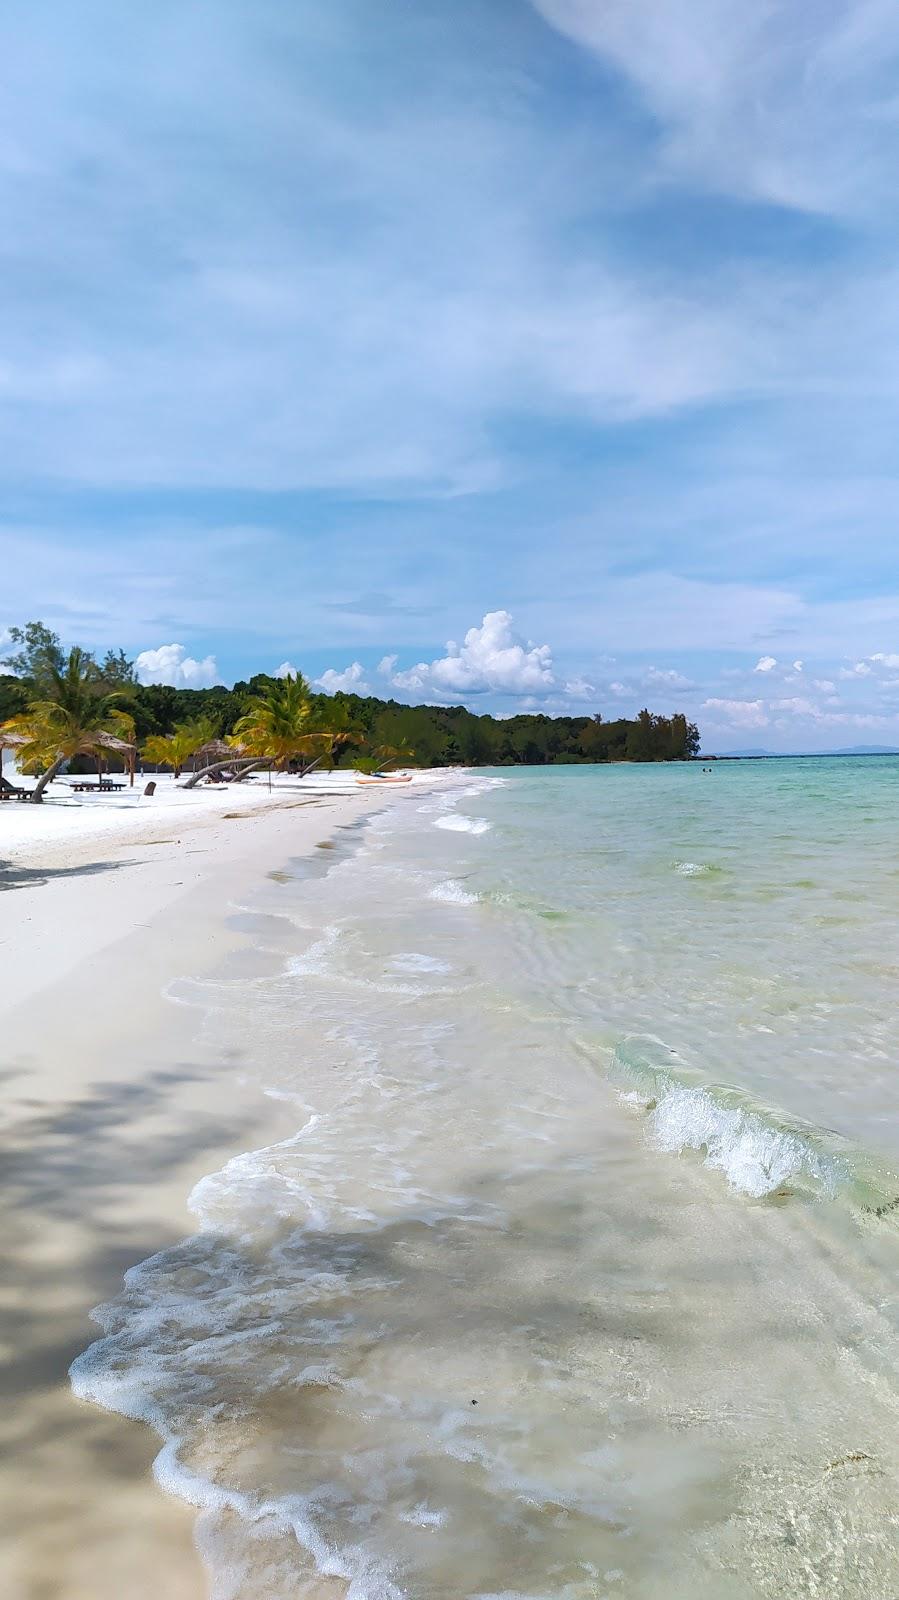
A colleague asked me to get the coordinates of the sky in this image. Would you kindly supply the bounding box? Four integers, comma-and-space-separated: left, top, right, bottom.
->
2, 1, 899, 751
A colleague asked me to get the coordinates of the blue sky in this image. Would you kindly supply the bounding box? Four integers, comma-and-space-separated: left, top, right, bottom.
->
3, 0, 899, 751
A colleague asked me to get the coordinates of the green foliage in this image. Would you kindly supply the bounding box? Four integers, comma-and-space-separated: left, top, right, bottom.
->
2, 623, 701, 767
0, 646, 135, 801
0, 674, 28, 722
1, 620, 65, 684
128, 682, 699, 765
99, 647, 136, 686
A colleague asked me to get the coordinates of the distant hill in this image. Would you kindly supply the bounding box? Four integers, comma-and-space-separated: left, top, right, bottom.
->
832, 745, 899, 756
705, 745, 899, 759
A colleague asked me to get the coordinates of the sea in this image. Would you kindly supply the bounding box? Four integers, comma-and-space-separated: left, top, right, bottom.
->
71, 760, 899, 1599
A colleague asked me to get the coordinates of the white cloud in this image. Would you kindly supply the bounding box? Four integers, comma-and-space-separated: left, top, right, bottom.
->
563, 675, 597, 698
315, 661, 370, 694
134, 643, 218, 688
771, 696, 822, 718
870, 652, 899, 669
387, 611, 556, 699
642, 666, 694, 690
839, 661, 874, 678
754, 655, 777, 673
377, 654, 398, 677
792, 660, 804, 673
275, 660, 299, 679
702, 697, 768, 728
530, 0, 899, 216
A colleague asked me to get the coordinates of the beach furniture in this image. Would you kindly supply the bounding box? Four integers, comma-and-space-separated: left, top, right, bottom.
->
70, 780, 127, 792
142, 781, 157, 797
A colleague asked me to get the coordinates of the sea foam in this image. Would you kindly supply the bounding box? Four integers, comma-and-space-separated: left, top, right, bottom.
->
434, 815, 491, 835
429, 879, 479, 905
609, 1037, 846, 1200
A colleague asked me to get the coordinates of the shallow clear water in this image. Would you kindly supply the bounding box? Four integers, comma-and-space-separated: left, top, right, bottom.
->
72, 763, 899, 1598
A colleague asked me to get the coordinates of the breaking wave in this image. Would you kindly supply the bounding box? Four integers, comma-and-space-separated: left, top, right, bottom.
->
434, 815, 491, 835
608, 1036, 899, 1211
429, 879, 479, 905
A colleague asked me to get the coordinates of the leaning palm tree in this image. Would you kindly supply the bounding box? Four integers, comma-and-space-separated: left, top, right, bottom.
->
179, 674, 316, 788
228, 672, 323, 769
1, 646, 136, 802
299, 700, 366, 774
354, 741, 417, 774
142, 716, 220, 778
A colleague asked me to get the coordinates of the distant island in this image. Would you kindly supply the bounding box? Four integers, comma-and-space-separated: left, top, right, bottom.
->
709, 746, 899, 759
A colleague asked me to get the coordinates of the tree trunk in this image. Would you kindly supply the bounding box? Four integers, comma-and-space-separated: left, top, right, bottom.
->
30, 755, 67, 803
179, 757, 264, 790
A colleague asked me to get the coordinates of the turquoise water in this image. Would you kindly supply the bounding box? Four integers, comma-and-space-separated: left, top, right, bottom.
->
72, 763, 899, 1598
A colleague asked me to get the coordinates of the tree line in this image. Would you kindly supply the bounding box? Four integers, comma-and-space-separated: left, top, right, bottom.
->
1, 621, 700, 780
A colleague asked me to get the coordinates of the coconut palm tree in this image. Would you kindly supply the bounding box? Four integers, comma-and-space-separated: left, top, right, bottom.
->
355, 741, 416, 774
1, 646, 136, 802
316, 699, 366, 769
224, 672, 328, 773
142, 716, 220, 777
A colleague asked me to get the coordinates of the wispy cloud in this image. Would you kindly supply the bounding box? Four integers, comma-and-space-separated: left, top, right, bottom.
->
530, 0, 899, 214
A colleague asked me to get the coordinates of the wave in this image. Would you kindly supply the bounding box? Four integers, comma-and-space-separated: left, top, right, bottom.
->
433, 815, 491, 835
607, 1036, 899, 1212
429, 879, 479, 905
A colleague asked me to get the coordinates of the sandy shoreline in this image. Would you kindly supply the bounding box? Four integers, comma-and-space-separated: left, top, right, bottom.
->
0, 773, 447, 1600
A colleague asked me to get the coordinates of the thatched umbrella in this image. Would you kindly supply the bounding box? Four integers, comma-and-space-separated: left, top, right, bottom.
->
180, 740, 260, 789
94, 731, 138, 787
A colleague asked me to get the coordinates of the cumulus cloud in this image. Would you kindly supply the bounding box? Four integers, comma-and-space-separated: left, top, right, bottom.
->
315, 661, 370, 694
753, 656, 777, 673
377, 654, 398, 677
563, 675, 597, 698
134, 643, 218, 688
702, 697, 768, 728
771, 696, 822, 718
274, 660, 299, 678
387, 611, 556, 699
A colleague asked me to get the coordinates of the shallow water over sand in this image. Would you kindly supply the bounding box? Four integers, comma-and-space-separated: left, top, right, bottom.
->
73, 764, 899, 1597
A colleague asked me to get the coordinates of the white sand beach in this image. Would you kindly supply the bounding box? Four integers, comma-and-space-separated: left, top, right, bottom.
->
0, 771, 449, 1600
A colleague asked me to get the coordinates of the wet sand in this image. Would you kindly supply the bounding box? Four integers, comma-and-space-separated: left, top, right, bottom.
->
0, 788, 393, 1600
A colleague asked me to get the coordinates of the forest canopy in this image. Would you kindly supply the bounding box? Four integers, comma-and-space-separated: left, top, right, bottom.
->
0, 624, 700, 766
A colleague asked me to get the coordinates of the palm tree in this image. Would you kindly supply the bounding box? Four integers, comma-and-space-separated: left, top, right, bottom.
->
355, 741, 417, 774
142, 716, 220, 778
373, 741, 415, 770
225, 672, 326, 772
1, 646, 135, 802
316, 699, 366, 770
